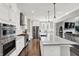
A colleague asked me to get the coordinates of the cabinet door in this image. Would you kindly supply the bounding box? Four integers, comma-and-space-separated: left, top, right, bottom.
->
43, 46, 60, 56
0, 3, 9, 21
0, 3, 18, 24
8, 4, 18, 25
16, 37, 24, 50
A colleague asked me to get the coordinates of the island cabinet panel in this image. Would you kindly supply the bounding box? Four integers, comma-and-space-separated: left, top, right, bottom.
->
43, 46, 60, 56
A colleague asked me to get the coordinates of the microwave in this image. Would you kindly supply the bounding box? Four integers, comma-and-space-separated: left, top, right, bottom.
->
2, 28, 9, 36
0, 23, 16, 38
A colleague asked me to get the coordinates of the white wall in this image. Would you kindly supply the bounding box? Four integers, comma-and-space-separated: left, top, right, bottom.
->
32, 19, 40, 26
56, 22, 64, 37
55, 8, 79, 38
56, 16, 79, 38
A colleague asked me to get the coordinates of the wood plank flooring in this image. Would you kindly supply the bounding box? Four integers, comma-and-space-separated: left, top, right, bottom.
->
19, 39, 41, 56
70, 46, 79, 56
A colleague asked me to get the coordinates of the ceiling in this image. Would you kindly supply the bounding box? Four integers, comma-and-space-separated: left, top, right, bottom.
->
17, 3, 79, 21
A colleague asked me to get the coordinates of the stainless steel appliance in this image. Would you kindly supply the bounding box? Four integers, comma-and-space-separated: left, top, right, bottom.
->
0, 24, 16, 38
0, 23, 16, 56
0, 38, 16, 56
3, 40, 16, 56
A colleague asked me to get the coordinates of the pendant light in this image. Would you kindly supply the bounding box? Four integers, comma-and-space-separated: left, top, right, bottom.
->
48, 10, 50, 22
47, 10, 50, 30
53, 3, 56, 18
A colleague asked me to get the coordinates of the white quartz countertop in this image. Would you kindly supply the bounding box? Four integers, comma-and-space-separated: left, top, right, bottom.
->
43, 36, 78, 45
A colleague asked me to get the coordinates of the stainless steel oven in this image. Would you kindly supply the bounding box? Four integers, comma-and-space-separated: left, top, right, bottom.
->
0, 23, 16, 56
0, 39, 16, 56
0, 23, 16, 37
3, 40, 16, 56
2, 27, 8, 36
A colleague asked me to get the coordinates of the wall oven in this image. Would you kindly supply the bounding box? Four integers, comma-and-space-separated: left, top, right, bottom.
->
0, 23, 16, 56
3, 40, 16, 56
0, 23, 16, 38
2, 27, 8, 36
0, 39, 16, 56
1, 24, 9, 36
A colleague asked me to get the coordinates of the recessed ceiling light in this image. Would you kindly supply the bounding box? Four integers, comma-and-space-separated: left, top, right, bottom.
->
32, 10, 34, 14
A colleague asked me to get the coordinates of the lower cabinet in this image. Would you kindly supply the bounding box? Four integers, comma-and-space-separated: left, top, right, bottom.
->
43, 46, 60, 56
43, 45, 70, 56
16, 36, 25, 51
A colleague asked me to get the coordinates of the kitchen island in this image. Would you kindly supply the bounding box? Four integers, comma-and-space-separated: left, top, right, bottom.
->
41, 36, 78, 56
9, 36, 78, 56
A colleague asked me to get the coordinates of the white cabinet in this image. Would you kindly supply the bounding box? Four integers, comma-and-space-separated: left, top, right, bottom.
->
0, 3, 9, 22
8, 4, 18, 25
24, 16, 27, 29
43, 46, 60, 56
0, 3, 19, 25
16, 36, 24, 50
43, 45, 70, 56
16, 36, 24, 55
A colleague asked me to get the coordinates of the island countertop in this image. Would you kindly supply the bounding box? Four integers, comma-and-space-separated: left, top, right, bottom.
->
42, 36, 78, 46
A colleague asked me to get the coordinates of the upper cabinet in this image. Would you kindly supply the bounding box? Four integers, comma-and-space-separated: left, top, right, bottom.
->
20, 12, 25, 26
0, 3, 19, 25
8, 3, 18, 25
0, 3, 9, 22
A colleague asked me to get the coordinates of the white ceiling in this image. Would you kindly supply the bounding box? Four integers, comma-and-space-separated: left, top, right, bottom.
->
17, 3, 79, 21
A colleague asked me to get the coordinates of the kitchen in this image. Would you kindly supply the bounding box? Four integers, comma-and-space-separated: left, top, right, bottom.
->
0, 3, 79, 56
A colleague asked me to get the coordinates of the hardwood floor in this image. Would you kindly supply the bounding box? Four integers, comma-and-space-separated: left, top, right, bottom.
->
19, 39, 41, 56
70, 45, 79, 56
